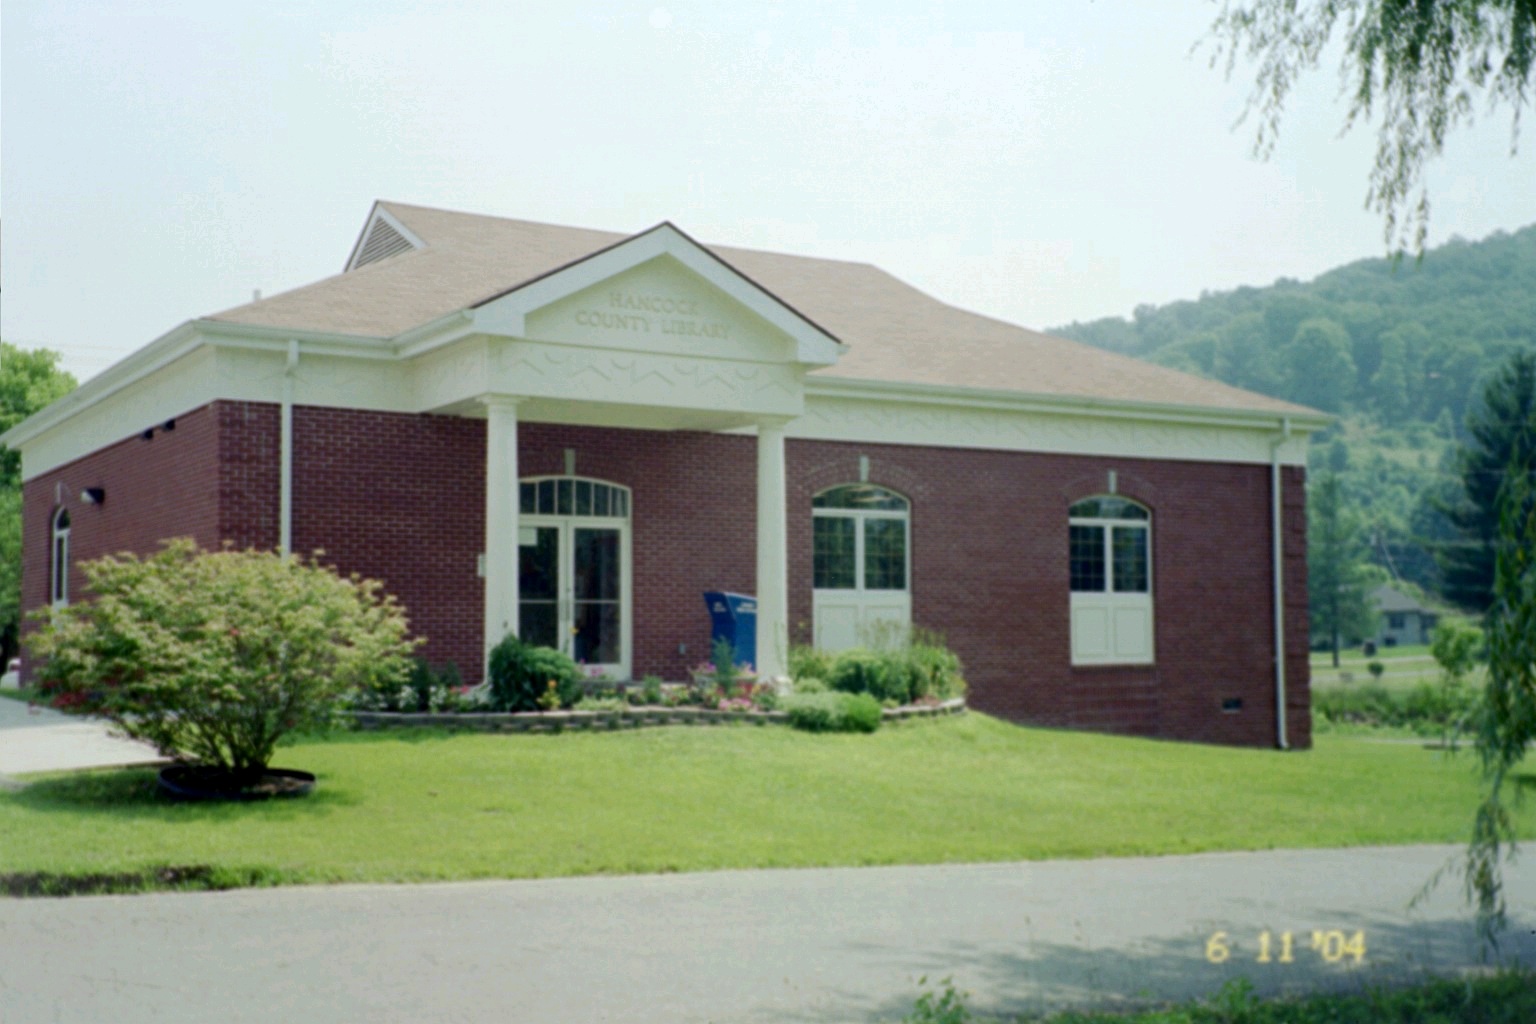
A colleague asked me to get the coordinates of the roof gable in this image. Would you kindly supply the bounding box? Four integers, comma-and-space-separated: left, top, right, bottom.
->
470, 222, 843, 367
200, 200, 1326, 421
345, 203, 424, 270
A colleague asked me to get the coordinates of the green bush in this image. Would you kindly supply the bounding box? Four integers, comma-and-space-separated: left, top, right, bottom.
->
638, 675, 664, 705
1431, 617, 1483, 679
486, 634, 582, 712
905, 632, 966, 700
779, 691, 883, 733
29, 539, 417, 776
788, 643, 836, 683
1315, 682, 1481, 736
816, 631, 967, 705
573, 696, 626, 713
828, 648, 909, 703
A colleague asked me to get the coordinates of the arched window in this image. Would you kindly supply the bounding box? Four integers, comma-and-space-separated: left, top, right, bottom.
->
51, 507, 71, 608
519, 477, 629, 518
811, 484, 910, 650
1069, 496, 1153, 665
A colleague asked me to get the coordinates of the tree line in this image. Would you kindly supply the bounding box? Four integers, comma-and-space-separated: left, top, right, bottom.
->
0, 343, 77, 667
1053, 224, 1536, 624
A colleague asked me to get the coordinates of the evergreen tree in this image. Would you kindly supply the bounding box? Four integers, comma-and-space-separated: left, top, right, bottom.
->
1438, 352, 1536, 611
1308, 473, 1380, 665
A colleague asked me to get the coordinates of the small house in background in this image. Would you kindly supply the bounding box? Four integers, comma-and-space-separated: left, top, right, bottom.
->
1369, 584, 1441, 647
3, 202, 1330, 748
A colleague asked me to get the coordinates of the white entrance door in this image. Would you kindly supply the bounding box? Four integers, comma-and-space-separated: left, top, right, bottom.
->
517, 478, 631, 679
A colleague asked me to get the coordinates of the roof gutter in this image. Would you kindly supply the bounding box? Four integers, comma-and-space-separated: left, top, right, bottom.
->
1271, 417, 1293, 750
806, 375, 1332, 434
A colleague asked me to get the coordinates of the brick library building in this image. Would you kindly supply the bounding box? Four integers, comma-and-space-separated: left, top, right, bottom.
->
3, 202, 1326, 748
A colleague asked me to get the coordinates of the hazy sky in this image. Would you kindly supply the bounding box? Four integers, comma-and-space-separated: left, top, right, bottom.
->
4, 0, 1533, 384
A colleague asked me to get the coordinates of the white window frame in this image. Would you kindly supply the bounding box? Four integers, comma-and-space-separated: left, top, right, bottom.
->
517, 476, 632, 680
51, 507, 71, 608
1069, 497, 1153, 666
811, 484, 911, 651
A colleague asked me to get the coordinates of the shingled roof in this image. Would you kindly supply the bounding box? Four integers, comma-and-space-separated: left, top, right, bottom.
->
208, 201, 1318, 418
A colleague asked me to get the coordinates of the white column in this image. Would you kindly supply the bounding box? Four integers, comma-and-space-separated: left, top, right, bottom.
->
483, 397, 523, 669
755, 417, 791, 681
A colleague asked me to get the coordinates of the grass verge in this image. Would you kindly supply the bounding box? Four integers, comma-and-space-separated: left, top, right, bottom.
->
900, 971, 1536, 1023
1, 715, 1532, 892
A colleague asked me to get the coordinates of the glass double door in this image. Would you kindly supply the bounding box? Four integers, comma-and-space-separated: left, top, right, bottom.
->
519, 517, 627, 677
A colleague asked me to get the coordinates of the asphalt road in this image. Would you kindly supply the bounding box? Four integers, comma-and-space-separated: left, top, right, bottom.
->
2, 845, 1532, 1023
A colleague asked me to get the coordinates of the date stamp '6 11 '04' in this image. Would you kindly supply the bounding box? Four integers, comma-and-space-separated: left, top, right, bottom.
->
1205, 930, 1367, 965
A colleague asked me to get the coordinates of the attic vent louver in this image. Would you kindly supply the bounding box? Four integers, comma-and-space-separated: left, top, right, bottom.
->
353, 217, 415, 268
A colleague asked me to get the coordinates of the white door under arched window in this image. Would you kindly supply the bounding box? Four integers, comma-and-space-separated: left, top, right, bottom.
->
812, 484, 911, 651
1069, 496, 1153, 665
518, 477, 631, 679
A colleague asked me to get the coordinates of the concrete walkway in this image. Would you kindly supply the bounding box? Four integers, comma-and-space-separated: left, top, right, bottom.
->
2, 846, 1531, 1023
0, 696, 166, 777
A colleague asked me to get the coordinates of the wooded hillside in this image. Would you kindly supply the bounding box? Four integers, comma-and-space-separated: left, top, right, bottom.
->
1051, 224, 1536, 611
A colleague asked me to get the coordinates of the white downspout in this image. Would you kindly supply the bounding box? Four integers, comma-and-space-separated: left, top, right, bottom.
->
1270, 417, 1293, 750
280, 340, 299, 556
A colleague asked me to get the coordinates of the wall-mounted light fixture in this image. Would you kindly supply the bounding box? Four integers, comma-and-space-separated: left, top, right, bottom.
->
81, 487, 106, 506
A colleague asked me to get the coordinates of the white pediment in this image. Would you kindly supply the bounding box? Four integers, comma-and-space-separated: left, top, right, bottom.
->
470, 222, 843, 367
523, 255, 795, 362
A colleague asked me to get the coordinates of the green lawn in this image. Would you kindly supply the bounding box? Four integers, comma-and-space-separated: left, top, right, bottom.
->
2, 715, 1530, 889
1311, 643, 1432, 667
1308, 646, 1478, 694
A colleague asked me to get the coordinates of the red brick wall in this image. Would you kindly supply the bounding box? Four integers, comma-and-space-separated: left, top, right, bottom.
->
219, 402, 281, 548
517, 424, 758, 683
19, 400, 1310, 747
289, 414, 759, 682
20, 405, 225, 671
785, 442, 1311, 749
290, 407, 487, 678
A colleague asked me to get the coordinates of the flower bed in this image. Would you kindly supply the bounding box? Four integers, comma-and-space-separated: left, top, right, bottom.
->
350, 697, 966, 733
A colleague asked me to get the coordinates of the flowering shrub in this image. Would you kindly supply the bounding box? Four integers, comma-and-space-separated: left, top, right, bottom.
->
29, 539, 417, 777
353, 658, 467, 712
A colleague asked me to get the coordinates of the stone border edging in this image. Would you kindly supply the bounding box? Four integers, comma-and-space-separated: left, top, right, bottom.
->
350, 697, 966, 733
